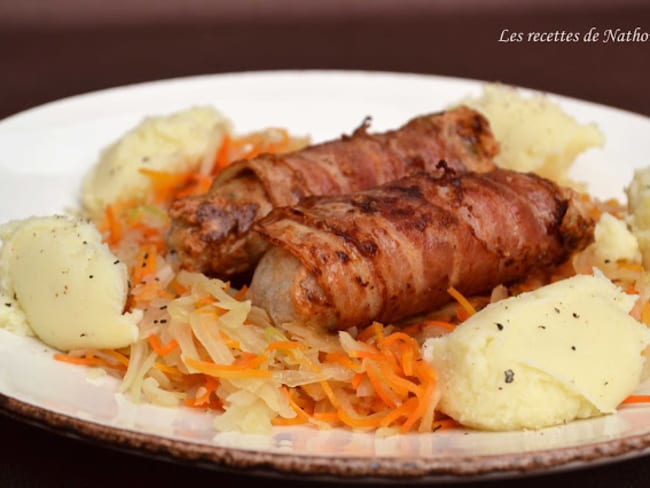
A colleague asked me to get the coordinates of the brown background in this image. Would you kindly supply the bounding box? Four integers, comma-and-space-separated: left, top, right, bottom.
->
2, 0, 650, 119
1, 0, 650, 487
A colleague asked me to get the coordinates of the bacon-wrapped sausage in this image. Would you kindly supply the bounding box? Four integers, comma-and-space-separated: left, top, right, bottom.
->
248, 168, 594, 330
166, 106, 498, 278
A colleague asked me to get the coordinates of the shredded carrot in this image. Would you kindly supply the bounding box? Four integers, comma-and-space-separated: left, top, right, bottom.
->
54, 353, 126, 370
148, 335, 179, 356
194, 296, 215, 309
365, 362, 399, 408
233, 285, 249, 301
130, 281, 173, 305
273, 387, 311, 426
265, 340, 307, 353
324, 351, 361, 371
641, 301, 650, 325
104, 205, 122, 246
380, 397, 418, 428
400, 365, 436, 433
190, 377, 221, 407
318, 380, 340, 408
212, 134, 232, 175
379, 331, 417, 349
377, 361, 420, 397
432, 418, 459, 431
185, 356, 272, 379
173, 173, 213, 199
168, 279, 189, 296
153, 362, 184, 376
621, 395, 650, 405
619, 262, 644, 272
101, 349, 130, 367
311, 412, 339, 423
337, 407, 385, 429
357, 322, 384, 342
219, 331, 240, 349
351, 372, 364, 390
139, 168, 193, 203
131, 245, 158, 284
272, 415, 309, 426
447, 286, 476, 317
417, 320, 458, 332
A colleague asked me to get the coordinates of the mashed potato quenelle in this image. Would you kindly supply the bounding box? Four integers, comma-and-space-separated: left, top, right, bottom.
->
81, 106, 231, 220
593, 212, 641, 263
626, 166, 650, 267
423, 272, 650, 431
460, 83, 605, 184
0, 216, 141, 351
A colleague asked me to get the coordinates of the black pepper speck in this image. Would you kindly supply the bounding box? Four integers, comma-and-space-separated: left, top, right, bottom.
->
504, 369, 515, 383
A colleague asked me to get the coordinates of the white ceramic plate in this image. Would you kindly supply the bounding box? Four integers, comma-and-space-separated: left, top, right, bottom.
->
2, 70, 650, 482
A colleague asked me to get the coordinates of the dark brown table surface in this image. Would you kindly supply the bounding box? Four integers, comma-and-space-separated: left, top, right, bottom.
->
1, 1, 650, 486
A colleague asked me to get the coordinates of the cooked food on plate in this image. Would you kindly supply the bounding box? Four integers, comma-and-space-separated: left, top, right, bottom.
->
249, 167, 594, 330
166, 106, 499, 279
626, 166, 650, 267
424, 272, 650, 431
0, 216, 140, 350
1, 82, 648, 437
81, 106, 232, 221
459, 84, 605, 184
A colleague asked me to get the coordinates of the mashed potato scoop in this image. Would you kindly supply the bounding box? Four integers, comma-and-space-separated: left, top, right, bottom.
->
81, 106, 231, 220
423, 272, 650, 431
0, 216, 141, 351
459, 83, 605, 185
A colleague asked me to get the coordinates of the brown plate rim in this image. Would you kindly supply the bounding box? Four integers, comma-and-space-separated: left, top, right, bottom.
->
2, 393, 650, 483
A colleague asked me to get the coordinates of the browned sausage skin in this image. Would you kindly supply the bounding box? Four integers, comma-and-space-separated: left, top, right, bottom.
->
249, 168, 595, 330
166, 106, 498, 279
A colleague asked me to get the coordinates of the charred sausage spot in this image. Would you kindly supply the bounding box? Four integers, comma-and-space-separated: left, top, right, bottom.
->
355, 276, 369, 287
351, 195, 378, 213
388, 207, 414, 218
358, 240, 378, 256
335, 251, 350, 263
196, 200, 260, 243
413, 214, 433, 231
386, 184, 423, 199
197, 202, 227, 224
407, 156, 426, 172
308, 265, 323, 277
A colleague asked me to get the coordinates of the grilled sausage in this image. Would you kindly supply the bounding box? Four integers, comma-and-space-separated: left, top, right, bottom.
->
166, 106, 498, 279
248, 167, 595, 330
